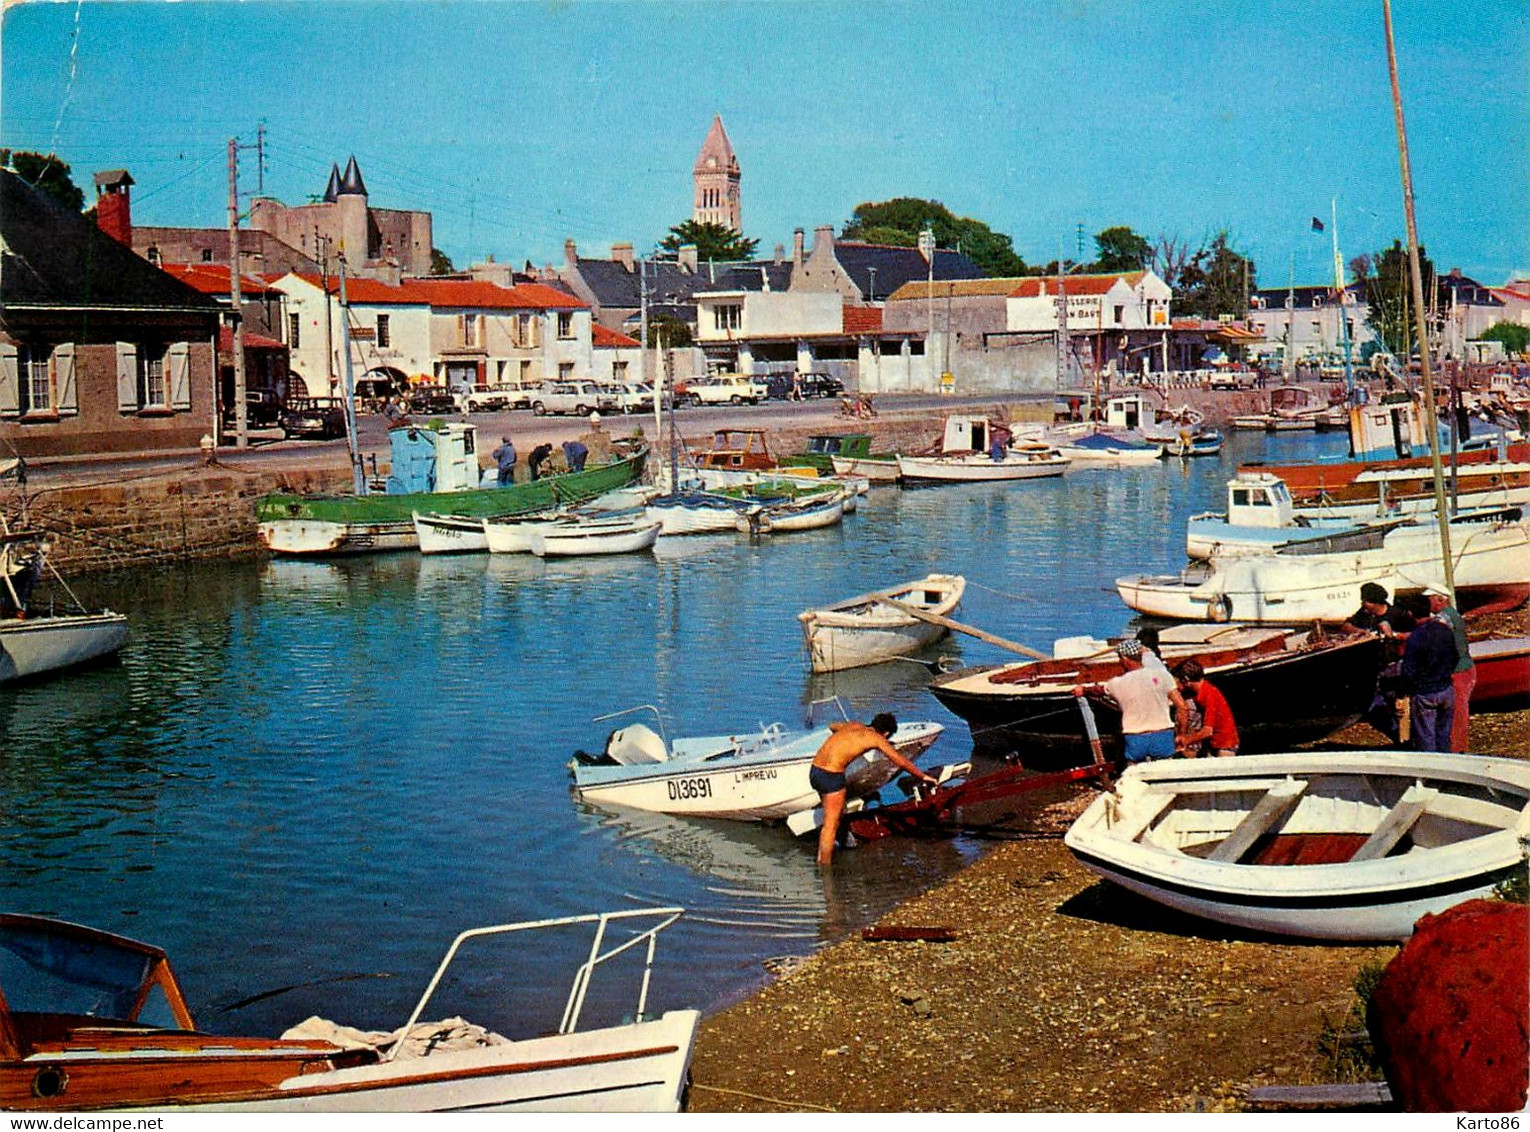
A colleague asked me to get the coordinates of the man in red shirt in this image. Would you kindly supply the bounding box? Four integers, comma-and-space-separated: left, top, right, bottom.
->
1173, 658, 1240, 757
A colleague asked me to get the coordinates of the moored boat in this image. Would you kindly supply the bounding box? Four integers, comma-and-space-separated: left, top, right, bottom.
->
799, 573, 966, 673
645, 491, 762, 535
1469, 634, 1530, 706
0, 908, 699, 1111
570, 710, 944, 821
1064, 751, 1530, 941
531, 514, 661, 558
412, 511, 487, 554
928, 625, 1385, 766
1, 524, 129, 685
760, 490, 846, 532
1052, 430, 1164, 465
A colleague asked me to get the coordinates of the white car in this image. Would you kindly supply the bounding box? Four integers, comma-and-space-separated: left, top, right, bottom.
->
605, 382, 655, 414
530, 380, 617, 417
685, 374, 766, 406
457, 385, 531, 412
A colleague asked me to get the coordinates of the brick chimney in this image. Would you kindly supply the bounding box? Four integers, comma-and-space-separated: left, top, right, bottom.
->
564, 239, 578, 268
678, 243, 698, 273
813, 225, 835, 258
792, 228, 805, 269
612, 242, 635, 271
93, 169, 135, 247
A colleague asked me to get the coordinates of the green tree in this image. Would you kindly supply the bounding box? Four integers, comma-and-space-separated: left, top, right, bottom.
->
659, 220, 758, 262
1175, 230, 1257, 319
841, 197, 1027, 277
429, 247, 455, 275
0, 149, 84, 211
1357, 239, 1436, 356
1093, 226, 1152, 273
1479, 321, 1530, 357
645, 313, 693, 348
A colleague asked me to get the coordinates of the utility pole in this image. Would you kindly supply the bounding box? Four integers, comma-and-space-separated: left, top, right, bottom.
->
318, 226, 334, 396
1055, 239, 1068, 390
337, 250, 366, 495
227, 137, 248, 449
255, 121, 266, 195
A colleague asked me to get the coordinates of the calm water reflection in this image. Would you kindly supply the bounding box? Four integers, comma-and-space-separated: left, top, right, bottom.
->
0, 429, 1336, 1036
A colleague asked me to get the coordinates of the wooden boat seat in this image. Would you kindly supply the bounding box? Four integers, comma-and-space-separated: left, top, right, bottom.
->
1351, 785, 1439, 862
1208, 778, 1308, 863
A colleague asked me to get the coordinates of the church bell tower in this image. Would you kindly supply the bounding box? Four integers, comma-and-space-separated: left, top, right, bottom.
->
693, 115, 741, 231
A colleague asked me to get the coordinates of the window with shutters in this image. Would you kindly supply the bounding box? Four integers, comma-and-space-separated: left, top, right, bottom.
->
140, 350, 167, 408
20, 345, 52, 415
377, 314, 390, 348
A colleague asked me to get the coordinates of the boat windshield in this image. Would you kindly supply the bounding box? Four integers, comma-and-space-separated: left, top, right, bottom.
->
0, 921, 171, 1024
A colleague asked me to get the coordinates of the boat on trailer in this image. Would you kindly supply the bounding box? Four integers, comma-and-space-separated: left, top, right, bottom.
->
798, 574, 967, 673
0, 908, 698, 1111
1064, 751, 1530, 941
570, 706, 944, 821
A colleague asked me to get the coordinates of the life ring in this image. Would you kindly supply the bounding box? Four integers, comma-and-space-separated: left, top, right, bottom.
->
1208, 594, 1232, 623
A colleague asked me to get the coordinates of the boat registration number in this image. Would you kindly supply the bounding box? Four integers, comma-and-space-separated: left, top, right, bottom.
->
667, 777, 713, 800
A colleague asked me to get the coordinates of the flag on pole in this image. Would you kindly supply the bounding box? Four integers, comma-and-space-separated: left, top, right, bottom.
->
1311, 217, 1325, 232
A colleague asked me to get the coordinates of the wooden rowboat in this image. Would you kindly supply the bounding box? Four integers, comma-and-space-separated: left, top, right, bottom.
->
798, 574, 967, 673
1064, 751, 1530, 941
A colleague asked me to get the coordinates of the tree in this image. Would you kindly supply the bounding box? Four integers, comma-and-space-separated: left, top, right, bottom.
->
429, 247, 455, 275
1479, 321, 1530, 357
0, 149, 84, 212
841, 197, 1028, 277
1093, 226, 1152, 273
1149, 233, 1196, 293
1174, 230, 1256, 319
644, 313, 693, 348
1356, 239, 1436, 356
659, 220, 758, 262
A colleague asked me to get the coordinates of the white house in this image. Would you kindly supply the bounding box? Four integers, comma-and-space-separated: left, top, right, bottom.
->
271, 272, 432, 395
1006, 271, 1172, 334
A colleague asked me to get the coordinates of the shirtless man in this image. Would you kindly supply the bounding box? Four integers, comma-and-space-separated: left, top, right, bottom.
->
810, 712, 937, 866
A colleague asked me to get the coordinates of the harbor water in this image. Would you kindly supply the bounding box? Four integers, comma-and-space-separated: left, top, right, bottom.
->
0, 429, 1344, 1039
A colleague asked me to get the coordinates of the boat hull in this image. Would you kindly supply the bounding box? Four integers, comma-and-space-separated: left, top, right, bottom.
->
0, 611, 129, 684
929, 633, 1384, 767
1064, 752, 1530, 941
896, 453, 1069, 484
532, 519, 661, 557
799, 574, 966, 673
830, 455, 901, 483
1470, 636, 1530, 705
764, 496, 845, 532
413, 513, 488, 554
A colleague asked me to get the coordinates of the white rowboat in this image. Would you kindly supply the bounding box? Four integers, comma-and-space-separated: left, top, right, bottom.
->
531, 515, 661, 557
799, 574, 966, 673
1064, 751, 1530, 941
896, 447, 1069, 484
412, 511, 487, 554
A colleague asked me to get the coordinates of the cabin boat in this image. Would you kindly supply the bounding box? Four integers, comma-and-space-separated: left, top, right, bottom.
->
1064, 752, 1530, 941
1232, 385, 1328, 432
570, 709, 944, 821
927, 625, 1384, 766
0, 909, 698, 1111
1117, 506, 1530, 623
0, 523, 128, 685
798, 574, 966, 673
897, 416, 1069, 484
257, 425, 647, 555
1186, 472, 1378, 559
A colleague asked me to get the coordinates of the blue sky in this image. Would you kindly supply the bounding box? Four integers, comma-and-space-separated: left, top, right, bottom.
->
3, 0, 1526, 287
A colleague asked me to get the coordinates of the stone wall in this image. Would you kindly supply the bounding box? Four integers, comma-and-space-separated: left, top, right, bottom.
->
8, 463, 352, 576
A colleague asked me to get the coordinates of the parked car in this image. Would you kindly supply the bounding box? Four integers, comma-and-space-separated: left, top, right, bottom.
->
223, 388, 284, 428
764, 372, 845, 400
406, 385, 457, 415
280, 397, 348, 440
457, 385, 531, 413
604, 382, 655, 414
530, 380, 617, 417
684, 373, 767, 406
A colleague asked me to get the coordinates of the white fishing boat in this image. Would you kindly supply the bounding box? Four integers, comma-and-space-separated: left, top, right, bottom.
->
412, 511, 487, 554
645, 492, 761, 535
897, 446, 1070, 484
1, 523, 129, 684
1186, 472, 1382, 559
1052, 431, 1165, 465
570, 708, 945, 821
798, 574, 966, 673
0, 908, 699, 1112
830, 454, 901, 483
1119, 506, 1530, 623
760, 490, 846, 532
1064, 751, 1530, 941
531, 514, 661, 558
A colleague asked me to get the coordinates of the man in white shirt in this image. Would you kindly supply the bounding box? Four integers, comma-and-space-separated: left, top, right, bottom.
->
1073, 639, 1188, 763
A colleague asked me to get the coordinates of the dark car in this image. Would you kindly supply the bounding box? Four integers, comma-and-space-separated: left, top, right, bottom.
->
766, 372, 845, 400
406, 385, 457, 416
280, 397, 348, 440
223, 388, 284, 428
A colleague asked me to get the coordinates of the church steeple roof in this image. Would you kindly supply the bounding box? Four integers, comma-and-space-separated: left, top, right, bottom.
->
338, 155, 367, 197
322, 163, 342, 203
693, 115, 738, 176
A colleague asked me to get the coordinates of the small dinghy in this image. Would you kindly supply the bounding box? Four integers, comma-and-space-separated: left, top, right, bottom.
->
1064, 751, 1530, 941
413, 511, 488, 554
644, 492, 761, 536
531, 514, 661, 558
798, 573, 966, 673
761, 490, 846, 532
570, 707, 944, 821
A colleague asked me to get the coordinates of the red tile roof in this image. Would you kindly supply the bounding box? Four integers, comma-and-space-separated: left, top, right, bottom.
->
1010, 272, 1142, 298
218, 327, 286, 351
402, 278, 588, 310
287, 272, 430, 305
162, 263, 279, 296
592, 324, 640, 348
843, 305, 883, 334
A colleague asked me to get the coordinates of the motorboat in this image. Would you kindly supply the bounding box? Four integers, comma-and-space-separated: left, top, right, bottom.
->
1064, 751, 1530, 941
1118, 506, 1530, 623
0, 908, 699, 1111
570, 707, 945, 821
798, 574, 966, 673
1186, 472, 1386, 559
1, 523, 129, 685
897, 445, 1070, 484
927, 625, 1384, 766
531, 514, 661, 558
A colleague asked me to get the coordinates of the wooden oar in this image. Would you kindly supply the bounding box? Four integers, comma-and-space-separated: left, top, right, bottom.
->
868, 594, 1050, 660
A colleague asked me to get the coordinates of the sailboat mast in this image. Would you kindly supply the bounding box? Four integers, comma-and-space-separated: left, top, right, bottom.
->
1383, 0, 1454, 595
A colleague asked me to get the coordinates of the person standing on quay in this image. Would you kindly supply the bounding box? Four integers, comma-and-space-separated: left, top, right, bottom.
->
1425, 584, 1475, 752
491, 436, 517, 486
1399, 594, 1458, 753
809, 713, 937, 867
1072, 639, 1188, 763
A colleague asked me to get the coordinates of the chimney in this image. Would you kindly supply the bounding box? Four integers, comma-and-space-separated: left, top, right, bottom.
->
792, 228, 805, 268
678, 243, 698, 273
612, 242, 634, 271
917, 227, 935, 264
813, 225, 835, 258
564, 239, 578, 268
774, 243, 785, 265
93, 169, 135, 247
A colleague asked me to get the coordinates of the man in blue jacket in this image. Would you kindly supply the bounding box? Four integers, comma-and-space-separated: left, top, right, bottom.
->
1399, 593, 1458, 752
